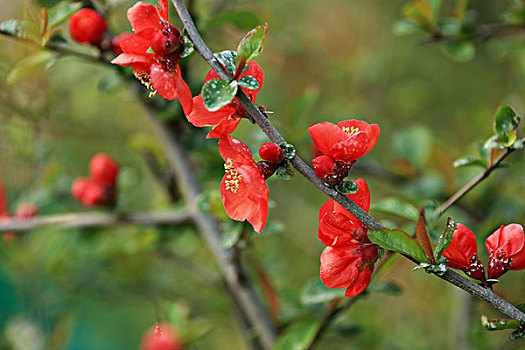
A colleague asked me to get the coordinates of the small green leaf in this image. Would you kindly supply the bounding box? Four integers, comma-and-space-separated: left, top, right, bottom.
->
481, 315, 522, 331
237, 75, 259, 90
368, 282, 402, 295
301, 278, 345, 305
453, 155, 488, 169
180, 36, 194, 58
434, 217, 456, 261
276, 160, 294, 180
196, 191, 229, 220
221, 224, 243, 248
47, 2, 82, 31
7, 50, 56, 85
444, 41, 476, 63
484, 135, 505, 150
236, 23, 268, 66
279, 142, 296, 160
402, 0, 435, 32
0, 19, 25, 36
494, 105, 520, 142
336, 181, 358, 194
370, 197, 419, 221
274, 318, 321, 350
368, 228, 429, 262
201, 79, 238, 112
214, 50, 237, 76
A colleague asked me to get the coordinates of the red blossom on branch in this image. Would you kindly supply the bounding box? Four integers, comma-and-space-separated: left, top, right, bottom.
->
0, 178, 9, 218
69, 9, 107, 45
219, 135, 269, 233
187, 62, 264, 138
442, 224, 486, 281
140, 323, 183, 350
485, 224, 525, 279
111, 1, 192, 113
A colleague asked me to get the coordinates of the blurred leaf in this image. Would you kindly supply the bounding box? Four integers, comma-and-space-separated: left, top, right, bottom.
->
36, 0, 63, 8
510, 328, 525, 340
279, 142, 296, 160
481, 315, 521, 331
98, 74, 122, 93
331, 324, 361, 336
402, 0, 435, 32
453, 155, 488, 169
221, 224, 243, 248
434, 217, 456, 261
301, 278, 345, 305
515, 303, 525, 313
7, 50, 56, 85
368, 228, 429, 262
180, 36, 194, 58
393, 19, 420, 36
393, 125, 432, 169
47, 2, 81, 31
0, 19, 25, 36
206, 9, 263, 30
336, 181, 358, 194
237, 75, 259, 90
196, 191, 229, 220
370, 197, 419, 221
274, 318, 321, 350
416, 208, 435, 263
444, 41, 476, 62
494, 105, 520, 143
276, 160, 294, 179
484, 135, 505, 150
236, 23, 268, 65
201, 79, 238, 112
368, 281, 403, 295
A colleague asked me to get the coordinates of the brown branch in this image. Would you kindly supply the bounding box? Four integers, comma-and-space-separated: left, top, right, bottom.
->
170, 0, 525, 334
0, 210, 191, 232
438, 137, 525, 216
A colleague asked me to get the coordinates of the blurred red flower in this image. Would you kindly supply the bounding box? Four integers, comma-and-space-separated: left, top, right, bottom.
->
69, 8, 106, 45
141, 323, 183, 350
219, 135, 269, 233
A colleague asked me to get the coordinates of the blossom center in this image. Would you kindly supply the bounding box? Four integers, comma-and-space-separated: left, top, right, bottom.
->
341, 126, 359, 136
224, 158, 242, 193
133, 70, 157, 98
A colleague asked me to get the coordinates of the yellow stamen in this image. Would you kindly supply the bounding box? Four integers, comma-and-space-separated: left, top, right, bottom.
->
133, 70, 157, 97
224, 158, 242, 193
341, 126, 359, 136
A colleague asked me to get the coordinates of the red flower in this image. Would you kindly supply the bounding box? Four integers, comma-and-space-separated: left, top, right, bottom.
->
111, 32, 134, 55
317, 178, 370, 247
186, 62, 264, 138
141, 323, 183, 350
72, 177, 106, 206
0, 178, 9, 218
219, 135, 269, 233
16, 203, 38, 219
485, 224, 525, 279
442, 224, 485, 281
111, 1, 192, 114
309, 120, 380, 163
320, 242, 379, 297
69, 9, 107, 45
259, 142, 284, 163
89, 153, 119, 186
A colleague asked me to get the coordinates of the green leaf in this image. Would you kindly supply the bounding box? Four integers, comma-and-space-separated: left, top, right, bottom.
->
368, 282, 402, 295
336, 181, 358, 194
7, 50, 56, 85
221, 224, 243, 248
453, 155, 488, 169
434, 217, 456, 261
368, 228, 429, 262
481, 315, 522, 331
47, 2, 82, 31
196, 191, 229, 220
274, 318, 321, 350
402, 0, 435, 32
237, 75, 259, 90
236, 23, 268, 66
279, 142, 296, 160
201, 79, 238, 112
206, 9, 263, 31
515, 303, 525, 313
494, 105, 520, 142
0, 19, 25, 36
370, 197, 419, 221
276, 160, 294, 180
301, 278, 345, 305
214, 50, 237, 76
393, 125, 432, 169
444, 41, 476, 63
180, 36, 194, 58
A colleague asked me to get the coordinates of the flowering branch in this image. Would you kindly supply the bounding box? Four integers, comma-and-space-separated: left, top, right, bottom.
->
438, 137, 525, 216
0, 209, 191, 232
170, 0, 525, 325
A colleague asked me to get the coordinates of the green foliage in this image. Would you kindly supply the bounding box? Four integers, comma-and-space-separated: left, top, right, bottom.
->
370, 197, 419, 221
453, 155, 488, 169
434, 218, 456, 262
368, 228, 429, 262
213, 50, 239, 76
301, 278, 345, 305
201, 79, 238, 111
236, 23, 268, 66
279, 142, 296, 160
276, 160, 294, 180
335, 180, 358, 194
237, 75, 259, 90
0, 19, 25, 36
274, 318, 321, 350
393, 125, 432, 169
47, 1, 81, 32
7, 50, 56, 85
494, 105, 520, 145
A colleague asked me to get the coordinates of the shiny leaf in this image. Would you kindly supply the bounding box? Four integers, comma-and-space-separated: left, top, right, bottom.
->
201, 79, 238, 112
368, 228, 429, 262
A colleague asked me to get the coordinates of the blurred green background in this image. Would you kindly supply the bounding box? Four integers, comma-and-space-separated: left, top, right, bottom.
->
1, 0, 524, 349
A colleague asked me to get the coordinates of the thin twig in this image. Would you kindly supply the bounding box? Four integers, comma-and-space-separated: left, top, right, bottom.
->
438, 137, 525, 216
0, 209, 191, 232
170, 0, 525, 327
423, 23, 525, 45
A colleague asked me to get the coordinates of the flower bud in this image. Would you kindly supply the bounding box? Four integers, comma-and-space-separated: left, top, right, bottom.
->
69, 9, 107, 45
259, 143, 284, 163
72, 178, 106, 207
89, 153, 119, 186
151, 22, 183, 57
71, 177, 92, 201
312, 155, 337, 184
141, 323, 183, 350
15, 203, 38, 219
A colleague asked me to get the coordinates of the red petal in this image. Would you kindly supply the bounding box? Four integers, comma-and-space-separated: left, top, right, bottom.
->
187, 95, 235, 127
156, 0, 169, 20
510, 247, 525, 270
205, 69, 221, 83
111, 53, 153, 71
320, 244, 360, 289
150, 64, 193, 115
119, 30, 154, 54
218, 134, 256, 166
347, 178, 370, 212
364, 124, 380, 155
317, 211, 357, 246
485, 224, 525, 257
207, 118, 241, 139
330, 131, 370, 163
127, 1, 160, 33
308, 122, 348, 156
345, 265, 373, 297
443, 224, 478, 270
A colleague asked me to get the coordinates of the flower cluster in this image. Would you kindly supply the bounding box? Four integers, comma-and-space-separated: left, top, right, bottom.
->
72, 153, 119, 207
140, 323, 183, 350
318, 179, 380, 297
443, 223, 525, 281
111, 1, 192, 113
0, 178, 38, 220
